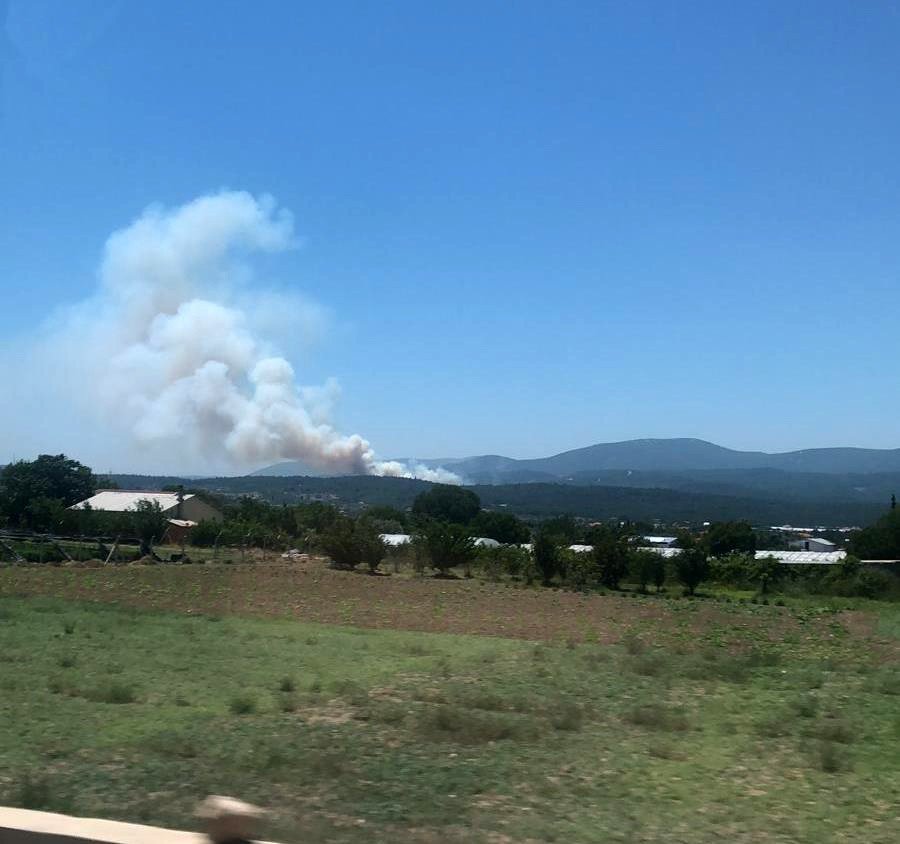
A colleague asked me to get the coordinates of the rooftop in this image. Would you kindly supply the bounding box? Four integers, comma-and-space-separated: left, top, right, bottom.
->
71, 490, 195, 512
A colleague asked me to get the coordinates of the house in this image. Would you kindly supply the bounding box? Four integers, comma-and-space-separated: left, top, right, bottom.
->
756, 550, 846, 565
789, 537, 837, 553
71, 490, 223, 542
473, 537, 501, 548
641, 535, 678, 548
379, 533, 412, 547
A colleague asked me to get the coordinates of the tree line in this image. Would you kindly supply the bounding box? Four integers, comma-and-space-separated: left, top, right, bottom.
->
2, 455, 898, 599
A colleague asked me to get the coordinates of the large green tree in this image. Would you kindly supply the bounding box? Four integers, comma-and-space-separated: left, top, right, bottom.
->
469, 510, 530, 544
703, 521, 756, 557
412, 485, 480, 525
416, 521, 477, 576
674, 532, 710, 596
848, 508, 900, 560
590, 525, 631, 589
533, 529, 560, 586
0, 454, 96, 528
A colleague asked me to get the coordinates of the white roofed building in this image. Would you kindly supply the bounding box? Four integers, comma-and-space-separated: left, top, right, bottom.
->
379, 533, 412, 546
789, 537, 837, 553
71, 490, 223, 523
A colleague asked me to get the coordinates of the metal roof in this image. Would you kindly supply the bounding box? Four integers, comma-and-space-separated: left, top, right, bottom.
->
379, 533, 412, 546
755, 550, 846, 564
71, 490, 195, 513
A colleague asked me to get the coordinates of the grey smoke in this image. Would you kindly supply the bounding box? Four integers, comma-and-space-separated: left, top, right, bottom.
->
23, 191, 461, 483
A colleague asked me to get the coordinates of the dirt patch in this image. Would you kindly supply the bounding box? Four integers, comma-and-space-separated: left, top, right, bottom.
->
0, 562, 867, 647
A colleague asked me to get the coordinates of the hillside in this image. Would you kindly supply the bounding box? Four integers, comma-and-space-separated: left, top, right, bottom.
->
109, 472, 885, 526
257, 438, 900, 483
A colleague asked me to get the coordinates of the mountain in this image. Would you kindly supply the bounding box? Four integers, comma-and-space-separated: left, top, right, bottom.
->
249, 439, 900, 513
441, 439, 900, 482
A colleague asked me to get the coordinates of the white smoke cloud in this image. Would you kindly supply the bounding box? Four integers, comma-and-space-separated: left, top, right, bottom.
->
8, 191, 460, 483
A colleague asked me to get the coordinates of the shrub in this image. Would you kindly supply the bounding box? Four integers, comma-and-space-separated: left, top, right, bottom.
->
419, 704, 533, 744
415, 522, 477, 576
229, 694, 257, 715
563, 550, 598, 592
817, 740, 850, 773
87, 682, 137, 704
817, 718, 854, 744
533, 530, 559, 586
590, 526, 630, 589
15, 774, 74, 813
549, 699, 584, 731
630, 549, 666, 593
279, 676, 296, 693
626, 704, 689, 732
674, 542, 710, 596
279, 693, 298, 713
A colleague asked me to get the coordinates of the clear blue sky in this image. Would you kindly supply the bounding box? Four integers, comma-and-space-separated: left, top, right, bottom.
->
2, 0, 900, 470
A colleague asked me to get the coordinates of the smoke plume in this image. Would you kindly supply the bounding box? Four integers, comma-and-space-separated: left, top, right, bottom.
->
25, 191, 460, 483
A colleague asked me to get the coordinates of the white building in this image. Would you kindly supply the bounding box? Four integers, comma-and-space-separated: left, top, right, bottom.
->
379, 533, 412, 546
71, 490, 222, 523
473, 537, 501, 548
756, 550, 846, 565
641, 535, 679, 548
789, 537, 837, 553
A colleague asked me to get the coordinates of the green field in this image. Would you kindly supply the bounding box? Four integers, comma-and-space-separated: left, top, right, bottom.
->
1, 587, 899, 842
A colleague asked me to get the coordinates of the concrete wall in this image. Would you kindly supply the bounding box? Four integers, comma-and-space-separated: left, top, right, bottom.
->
0, 807, 206, 844
0, 807, 274, 844
178, 497, 223, 524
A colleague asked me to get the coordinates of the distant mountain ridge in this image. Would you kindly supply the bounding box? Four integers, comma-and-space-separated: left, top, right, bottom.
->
256, 438, 900, 481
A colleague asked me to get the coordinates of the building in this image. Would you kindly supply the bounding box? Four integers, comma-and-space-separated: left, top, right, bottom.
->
71, 490, 223, 543
380, 533, 412, 547
72, 490, 223, 522
756, 550, 846, 565
789, 537, 837, 553
473, 537, 501, 548
641, 535, 678, 548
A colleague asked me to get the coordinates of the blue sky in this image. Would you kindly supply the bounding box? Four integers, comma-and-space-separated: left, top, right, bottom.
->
2, 1, 900, 472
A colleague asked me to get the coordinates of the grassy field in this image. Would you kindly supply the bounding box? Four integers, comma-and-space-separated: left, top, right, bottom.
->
1, 564, 899, 843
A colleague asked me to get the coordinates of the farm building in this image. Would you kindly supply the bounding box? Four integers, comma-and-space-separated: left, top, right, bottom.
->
380, 533, 412, 546
72, 490, 223, 522
71, 490, 223, 542
789, 537, 837, 553
641, 535, 679, 548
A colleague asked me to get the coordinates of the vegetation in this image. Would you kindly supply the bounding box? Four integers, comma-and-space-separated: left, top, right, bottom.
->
849, 507, 900, 559
674, 532, 710, 596
0, 455, 97, 529
415, 522, 478, 576
318, 516, 386, 573
1, 588, 898, 843
703, 520, 756, 557
411, 484, 481, 525
105, 471, 888, 527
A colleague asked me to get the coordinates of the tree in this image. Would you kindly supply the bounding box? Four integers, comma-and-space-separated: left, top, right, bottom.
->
0, 455, 96, 527
675, 548, 709, 595
704, 521, 756, 558
540, 515, 581, 545
355, 520, 387, 574
416, 522, 477, 576
319, 516, 362, 570
750, 554, 783, 594
132, 499, 168, 554
469, 510, 530, 544
590, 525, 630, 589
630, 549, 665, 593
533, 530, 559, 586
848, 508, 900, 560
412, 485, 481, 525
